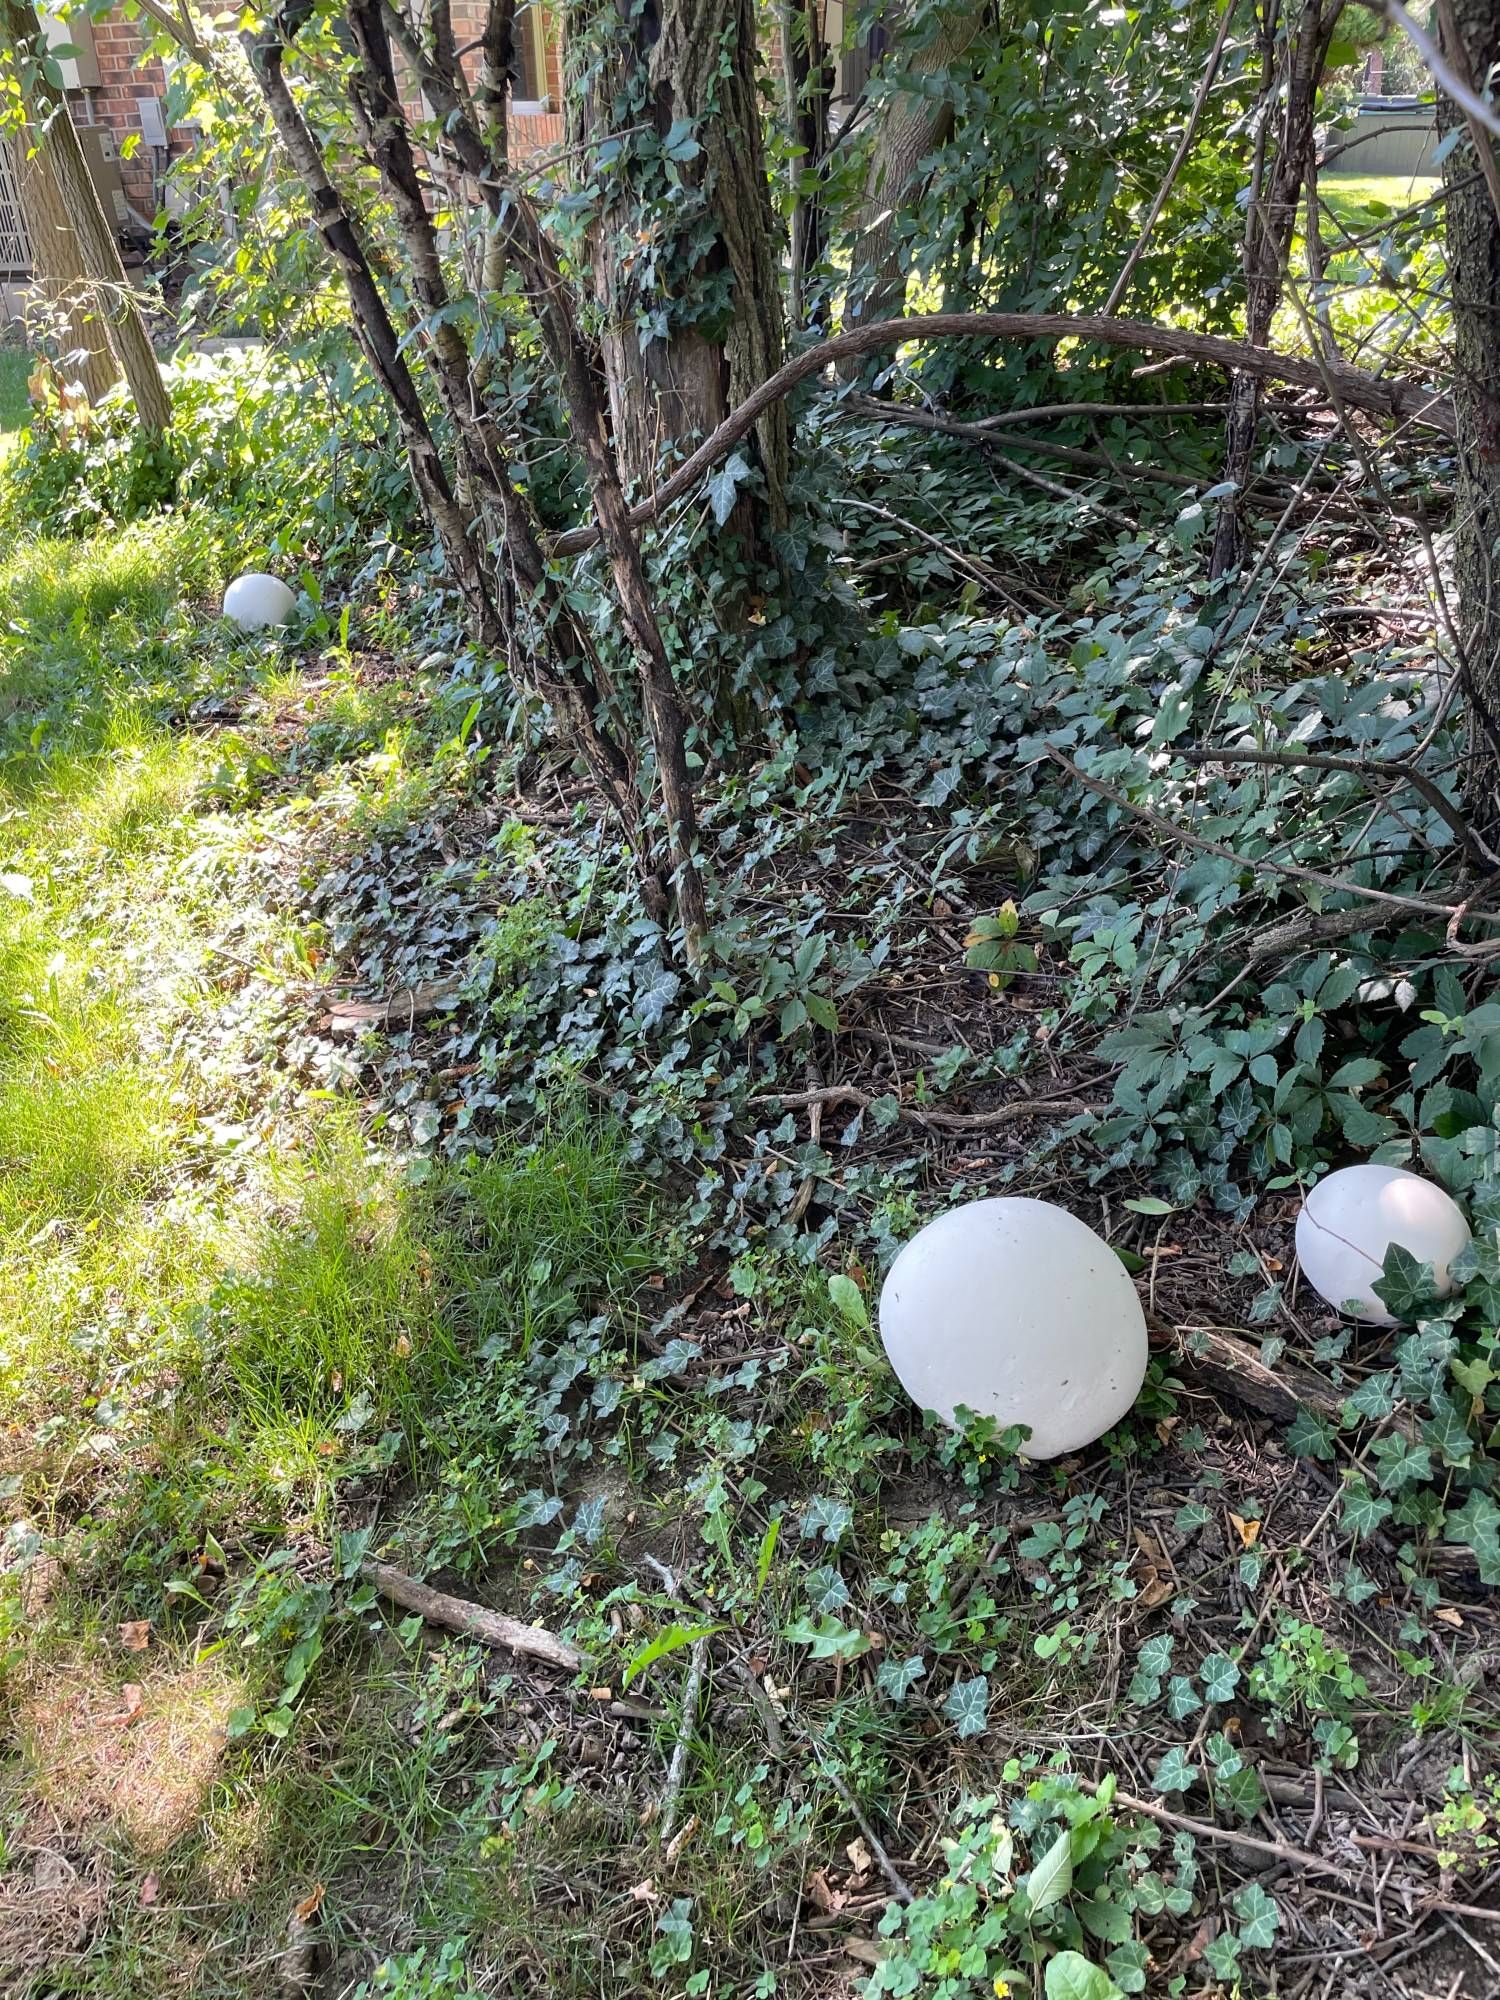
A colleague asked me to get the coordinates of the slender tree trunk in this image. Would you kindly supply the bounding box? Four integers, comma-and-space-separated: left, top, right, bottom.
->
1437, 0, 1500, 833
781, 0, 831, 328
13, 129, 118, 402
2, 0, 170, 434
359, 3, 713, 962
340, 0, 644, 848
845, 0, 983, 332
242, 29, 505, 652
1209, 0, 1334, 576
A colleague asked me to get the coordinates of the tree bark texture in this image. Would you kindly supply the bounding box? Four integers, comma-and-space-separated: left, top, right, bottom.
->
12, 127, 119, 403
3, 0, 169, 431
845, 0, 984, 332
1438, 0, 1500, 834
1209, 0, 1336, 576
566, 0, 786, 521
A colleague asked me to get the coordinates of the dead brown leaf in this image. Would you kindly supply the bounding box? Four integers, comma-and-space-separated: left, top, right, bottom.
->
845, 1836, 873, 1878
1228, 1512, 1262, 1550
105, 1685, 143, 1728
293, 1883, 325, 1924
1433, 1605, 1465, 1629
138, 1873, 160, 1908
118, 1621, 151, 1654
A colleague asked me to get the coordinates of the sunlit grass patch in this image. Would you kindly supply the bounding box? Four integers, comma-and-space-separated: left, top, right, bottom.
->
453, 1111, 663, 1358
207, 1125, 456, 1500
14, 1646, 245, 1856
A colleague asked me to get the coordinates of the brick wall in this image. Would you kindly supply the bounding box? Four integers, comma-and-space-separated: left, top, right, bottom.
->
66, 9, 194, 221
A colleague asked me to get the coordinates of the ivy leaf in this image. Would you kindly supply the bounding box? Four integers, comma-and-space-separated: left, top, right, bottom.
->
706, 452, 752, 526
804, 1564, 850, 1614
633, 963, 681, 1030
1106, 1941, 1150, 1994
1044, 1950, 1118, 2000
1138, 1633, 1175, 1679
1165, 1675, 1202, 1720
1151, 1746, 1198, 1794
798, 1496, 852, 1544
876, 1654, 926, 1702
1340, 1476, 1393, 1541
1371, 1243, 1438, 1322
1027, 1825, 1073, 1911
1202, 1933, 1241, 1980
1200, 1653, 1241, 1703
1216, 1763, 1266, 1820
1233, 1882, 1280, 1950
1342, 1371, 1396, 1422
1369, 1435, 1433, 1492
1285, 1408, 1336, 1459
943, 1673, 989, 1739
1443, 1490, 1500, 1584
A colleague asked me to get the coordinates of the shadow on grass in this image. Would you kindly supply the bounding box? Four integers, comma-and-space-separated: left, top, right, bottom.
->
0, 516, 673, 1996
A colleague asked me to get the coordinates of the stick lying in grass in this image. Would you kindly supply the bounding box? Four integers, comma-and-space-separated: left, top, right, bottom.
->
362, 1559, 583, 1672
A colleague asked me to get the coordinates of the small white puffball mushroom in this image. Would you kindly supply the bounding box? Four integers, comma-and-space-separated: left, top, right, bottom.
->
1295, 1164, 1471, 1325
878, 1196, 1149, 1459
222, 572, 297, 631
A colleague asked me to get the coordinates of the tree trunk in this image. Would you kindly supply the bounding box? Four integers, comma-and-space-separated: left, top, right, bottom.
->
780, 0, 831, 328
845, 0, 983, 332
2, 0, 170, 435
13, 128, 118, 403
567, 0, 786, 526
1209, 0, 1334, 576
1438, 0, 1500, 834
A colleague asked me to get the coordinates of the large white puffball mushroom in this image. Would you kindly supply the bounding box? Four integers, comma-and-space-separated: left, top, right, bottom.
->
878, 1197, 1149, 1459
223, 572, 297, 631
1295, 1164, 1471, 1325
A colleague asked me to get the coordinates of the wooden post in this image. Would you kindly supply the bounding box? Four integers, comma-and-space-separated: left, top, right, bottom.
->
1, 0, 172, 434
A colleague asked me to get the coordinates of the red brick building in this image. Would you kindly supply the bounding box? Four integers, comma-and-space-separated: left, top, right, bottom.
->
1, 3, 565, 281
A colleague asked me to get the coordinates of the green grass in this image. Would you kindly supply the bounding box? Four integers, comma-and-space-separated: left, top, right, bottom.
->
1318, 170, 1441, 237
0, 344, 28, 452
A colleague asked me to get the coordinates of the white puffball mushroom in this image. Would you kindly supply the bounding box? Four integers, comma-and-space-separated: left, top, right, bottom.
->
878, 1196, 1149, 1459
223, 572, 297, 631
1295, 1164, 1471, 1325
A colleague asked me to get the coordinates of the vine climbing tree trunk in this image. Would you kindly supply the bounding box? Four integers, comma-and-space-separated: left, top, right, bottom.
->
566, 0, 786, 531
1436, 0, 1500, 835
2, 0, 170, 434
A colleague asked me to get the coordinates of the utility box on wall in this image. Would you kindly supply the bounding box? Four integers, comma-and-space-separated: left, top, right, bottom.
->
39, 8, 101, 89
77, 126, 128, 226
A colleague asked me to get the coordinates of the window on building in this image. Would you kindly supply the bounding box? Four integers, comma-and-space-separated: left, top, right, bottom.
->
512, 4, 548, 109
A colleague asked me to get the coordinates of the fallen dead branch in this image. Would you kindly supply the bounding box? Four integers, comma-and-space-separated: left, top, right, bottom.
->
323, 976, 462, 1035
361, 1559, 584, 1672
1078, 1781, 1500, 1923
1046, 744, 1496, 924
747, 1083, 1100, 1131
549, 311, 1453, 555
1147, 1316, 1335, 1424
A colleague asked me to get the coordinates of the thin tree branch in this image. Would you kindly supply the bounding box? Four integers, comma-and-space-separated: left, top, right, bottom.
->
1102, 0, 1242, 314
1179, 743, 1500, 871
545, 311, 1454, 556
1390, 0, 1500, 147
1044, 744, 1497, 923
